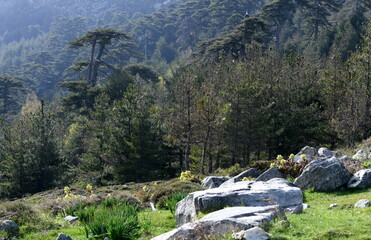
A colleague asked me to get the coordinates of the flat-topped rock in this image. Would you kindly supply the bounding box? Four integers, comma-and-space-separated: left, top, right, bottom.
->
176, 178, 302, 226
152, 206, 280, 240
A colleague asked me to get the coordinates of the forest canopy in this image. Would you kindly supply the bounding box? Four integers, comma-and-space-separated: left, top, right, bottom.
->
0, 0, 370, 197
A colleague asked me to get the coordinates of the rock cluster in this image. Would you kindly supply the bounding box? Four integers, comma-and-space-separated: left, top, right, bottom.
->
153, 145, 371, 240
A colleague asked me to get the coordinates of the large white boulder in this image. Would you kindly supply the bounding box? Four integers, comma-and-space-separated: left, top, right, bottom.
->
294, 157, 352, 191
152, 206, 280, 240
176, 178, 302, 226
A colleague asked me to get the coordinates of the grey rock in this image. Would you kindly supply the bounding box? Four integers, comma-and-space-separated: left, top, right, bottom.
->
0, 220, 19, 235
298, 146, 318, 157
64, 216, 78, 224
219, 168, 261, 188
294, 154, 314, 163
294, 157, 352, 191
235, 168, 261, 179
318, 147, 334, 158
285, 204, 303, 214
255, 167, 284, 182
348, 169, 371, 189
152, 206, 280, 240
339, 155, 353, 162
354, 199, 370, 208
201, 176, 230, 189
232, 227, 272, 240
56, 233, 73, 240
176, 178, 302, 226
329, 203, 338, 208
353, 148, 371, 161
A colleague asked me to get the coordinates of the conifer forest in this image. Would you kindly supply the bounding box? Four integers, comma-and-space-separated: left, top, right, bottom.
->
0, 0, 370, 198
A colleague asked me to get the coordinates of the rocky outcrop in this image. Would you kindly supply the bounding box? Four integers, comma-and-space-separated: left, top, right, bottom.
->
176, 178, 302, 226
219, 168, 261, 188
152, 206, 280, 240
255, 167, 284, 182
201, 176, 230, 189
348, 169, 371, 189
294, 157, 352, 191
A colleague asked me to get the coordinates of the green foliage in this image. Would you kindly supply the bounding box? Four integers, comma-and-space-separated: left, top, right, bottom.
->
79, 201, 141, 240
179, 171, 195, 181
272, 155, 308, 178
163, 192, 188, 215
269, 189, 371, 239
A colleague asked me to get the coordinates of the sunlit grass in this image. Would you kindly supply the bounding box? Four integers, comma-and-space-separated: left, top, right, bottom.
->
269, 188, 371, 240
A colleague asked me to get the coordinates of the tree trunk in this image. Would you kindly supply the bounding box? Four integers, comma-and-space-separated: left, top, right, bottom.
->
87, 35, 97, 86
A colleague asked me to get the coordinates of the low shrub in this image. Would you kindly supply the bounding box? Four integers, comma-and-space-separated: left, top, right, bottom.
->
163, 192, 188, 215
0, 201, 38, 226
81, 202, 141, 240
150, 179, 205, 208
271, 155, 308, 178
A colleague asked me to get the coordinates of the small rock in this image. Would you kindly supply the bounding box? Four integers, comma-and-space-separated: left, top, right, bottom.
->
0, 220, 19, 235
299, 146, 318, 156
150, 202, 157, 211
329, 203, 338, 208
56, 233, 73, 240
318, 147, 334, 158
232, 227, 272, 240
354, 199, 370, 208
302, 204, 310, 210
285, 204, 303, 214
64, 216, 78, 224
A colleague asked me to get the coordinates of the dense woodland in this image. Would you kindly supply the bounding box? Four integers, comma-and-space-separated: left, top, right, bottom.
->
0, 0, 370, 198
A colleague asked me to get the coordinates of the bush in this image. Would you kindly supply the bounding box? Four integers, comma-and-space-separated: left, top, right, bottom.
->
272, 155, 308, 178
163, 192, 188, 215
150, 179, 205, 208
0, 201, 38, 226
179, 171, 195, 181
82, 202, 140, 240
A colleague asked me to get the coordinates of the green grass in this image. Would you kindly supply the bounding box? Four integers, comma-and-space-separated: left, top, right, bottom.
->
138, 210, 176, 239
268, 188, 371, 240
